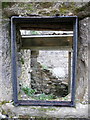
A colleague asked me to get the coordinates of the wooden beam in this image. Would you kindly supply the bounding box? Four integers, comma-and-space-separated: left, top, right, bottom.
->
18, 22, 73, 31
21, 35, 72, 50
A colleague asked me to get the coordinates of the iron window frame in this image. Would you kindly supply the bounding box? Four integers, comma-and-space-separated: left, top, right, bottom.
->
11, 16, 78, 107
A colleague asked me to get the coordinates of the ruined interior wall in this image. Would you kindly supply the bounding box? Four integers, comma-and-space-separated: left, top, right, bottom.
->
17, 49, 31, 88
16, 29, 31, 89
30, 50, 69, 96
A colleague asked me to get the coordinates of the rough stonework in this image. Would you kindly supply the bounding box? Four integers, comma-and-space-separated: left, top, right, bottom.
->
76, 17, 88, 101
75, 1, 90, 19
0, 2, 2, 100
2, 2, 86, 18
0, 1, 89, 119
30, 50, 68, 96
1, 20, 13, 101
17, 49, 31, 88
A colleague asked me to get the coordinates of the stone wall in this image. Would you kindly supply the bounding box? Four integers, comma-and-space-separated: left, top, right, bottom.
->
1, 19, 13, 101
17, 49, 31, 88
0, 1, 2, 101
0, 2, 89, 119
88, 17, 90, 118
30, 51, 68, 97
76, 17, 88, 101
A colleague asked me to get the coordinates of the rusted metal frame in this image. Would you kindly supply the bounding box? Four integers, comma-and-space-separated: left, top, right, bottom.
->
12, 16, 77, 23
71, 17, 78, 106
17, 100, 73, 107
11, 17, 18, 104
68, 51, 71, 93
11, 16, 78, 107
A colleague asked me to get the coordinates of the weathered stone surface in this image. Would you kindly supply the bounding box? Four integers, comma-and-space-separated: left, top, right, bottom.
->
75, 2, 90, 19
88, 17, 90, 119
17, 49, 31, 87
0, 1, 89, 119
0, 2, 2, 101
2, 2, 85, 17
1, 20, 13, 101
76, 17, 88, 101
0, 102, 88, 119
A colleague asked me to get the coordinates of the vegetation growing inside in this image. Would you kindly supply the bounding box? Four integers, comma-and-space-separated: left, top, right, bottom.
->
22, 86, 56, 100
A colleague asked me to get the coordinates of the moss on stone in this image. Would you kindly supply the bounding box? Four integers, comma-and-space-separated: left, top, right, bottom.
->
30, 107, 56, 112
20, 57, 25, 64
59, 7, 67, 14
1, 109, 7, 115
38, 107, 56, 112
50, 9, 59, 16
59, 2, 76, 14
31, 107, 37, 110
18, 3, 35, 13
0, 100, 10, 105
19, 115, 31, 118
2, 2, 15, 9
38, 2, 53, 9
2, 2, 10, 9
38, 10, 50, 16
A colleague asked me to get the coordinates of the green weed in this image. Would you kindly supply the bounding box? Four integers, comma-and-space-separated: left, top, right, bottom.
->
22, 86, 56, 100
22, 86, 36, 97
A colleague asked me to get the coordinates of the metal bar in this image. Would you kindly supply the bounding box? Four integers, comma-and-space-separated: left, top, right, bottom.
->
21, 36, 72, 48
17, 100, 73, 107
12, 16, 77, 23
11, 17, 18, 104
68, 51, 71, 93
71, 17, 78, 106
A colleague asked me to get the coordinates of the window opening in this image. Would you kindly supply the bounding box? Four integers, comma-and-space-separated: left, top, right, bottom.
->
11, 16, 78, 106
